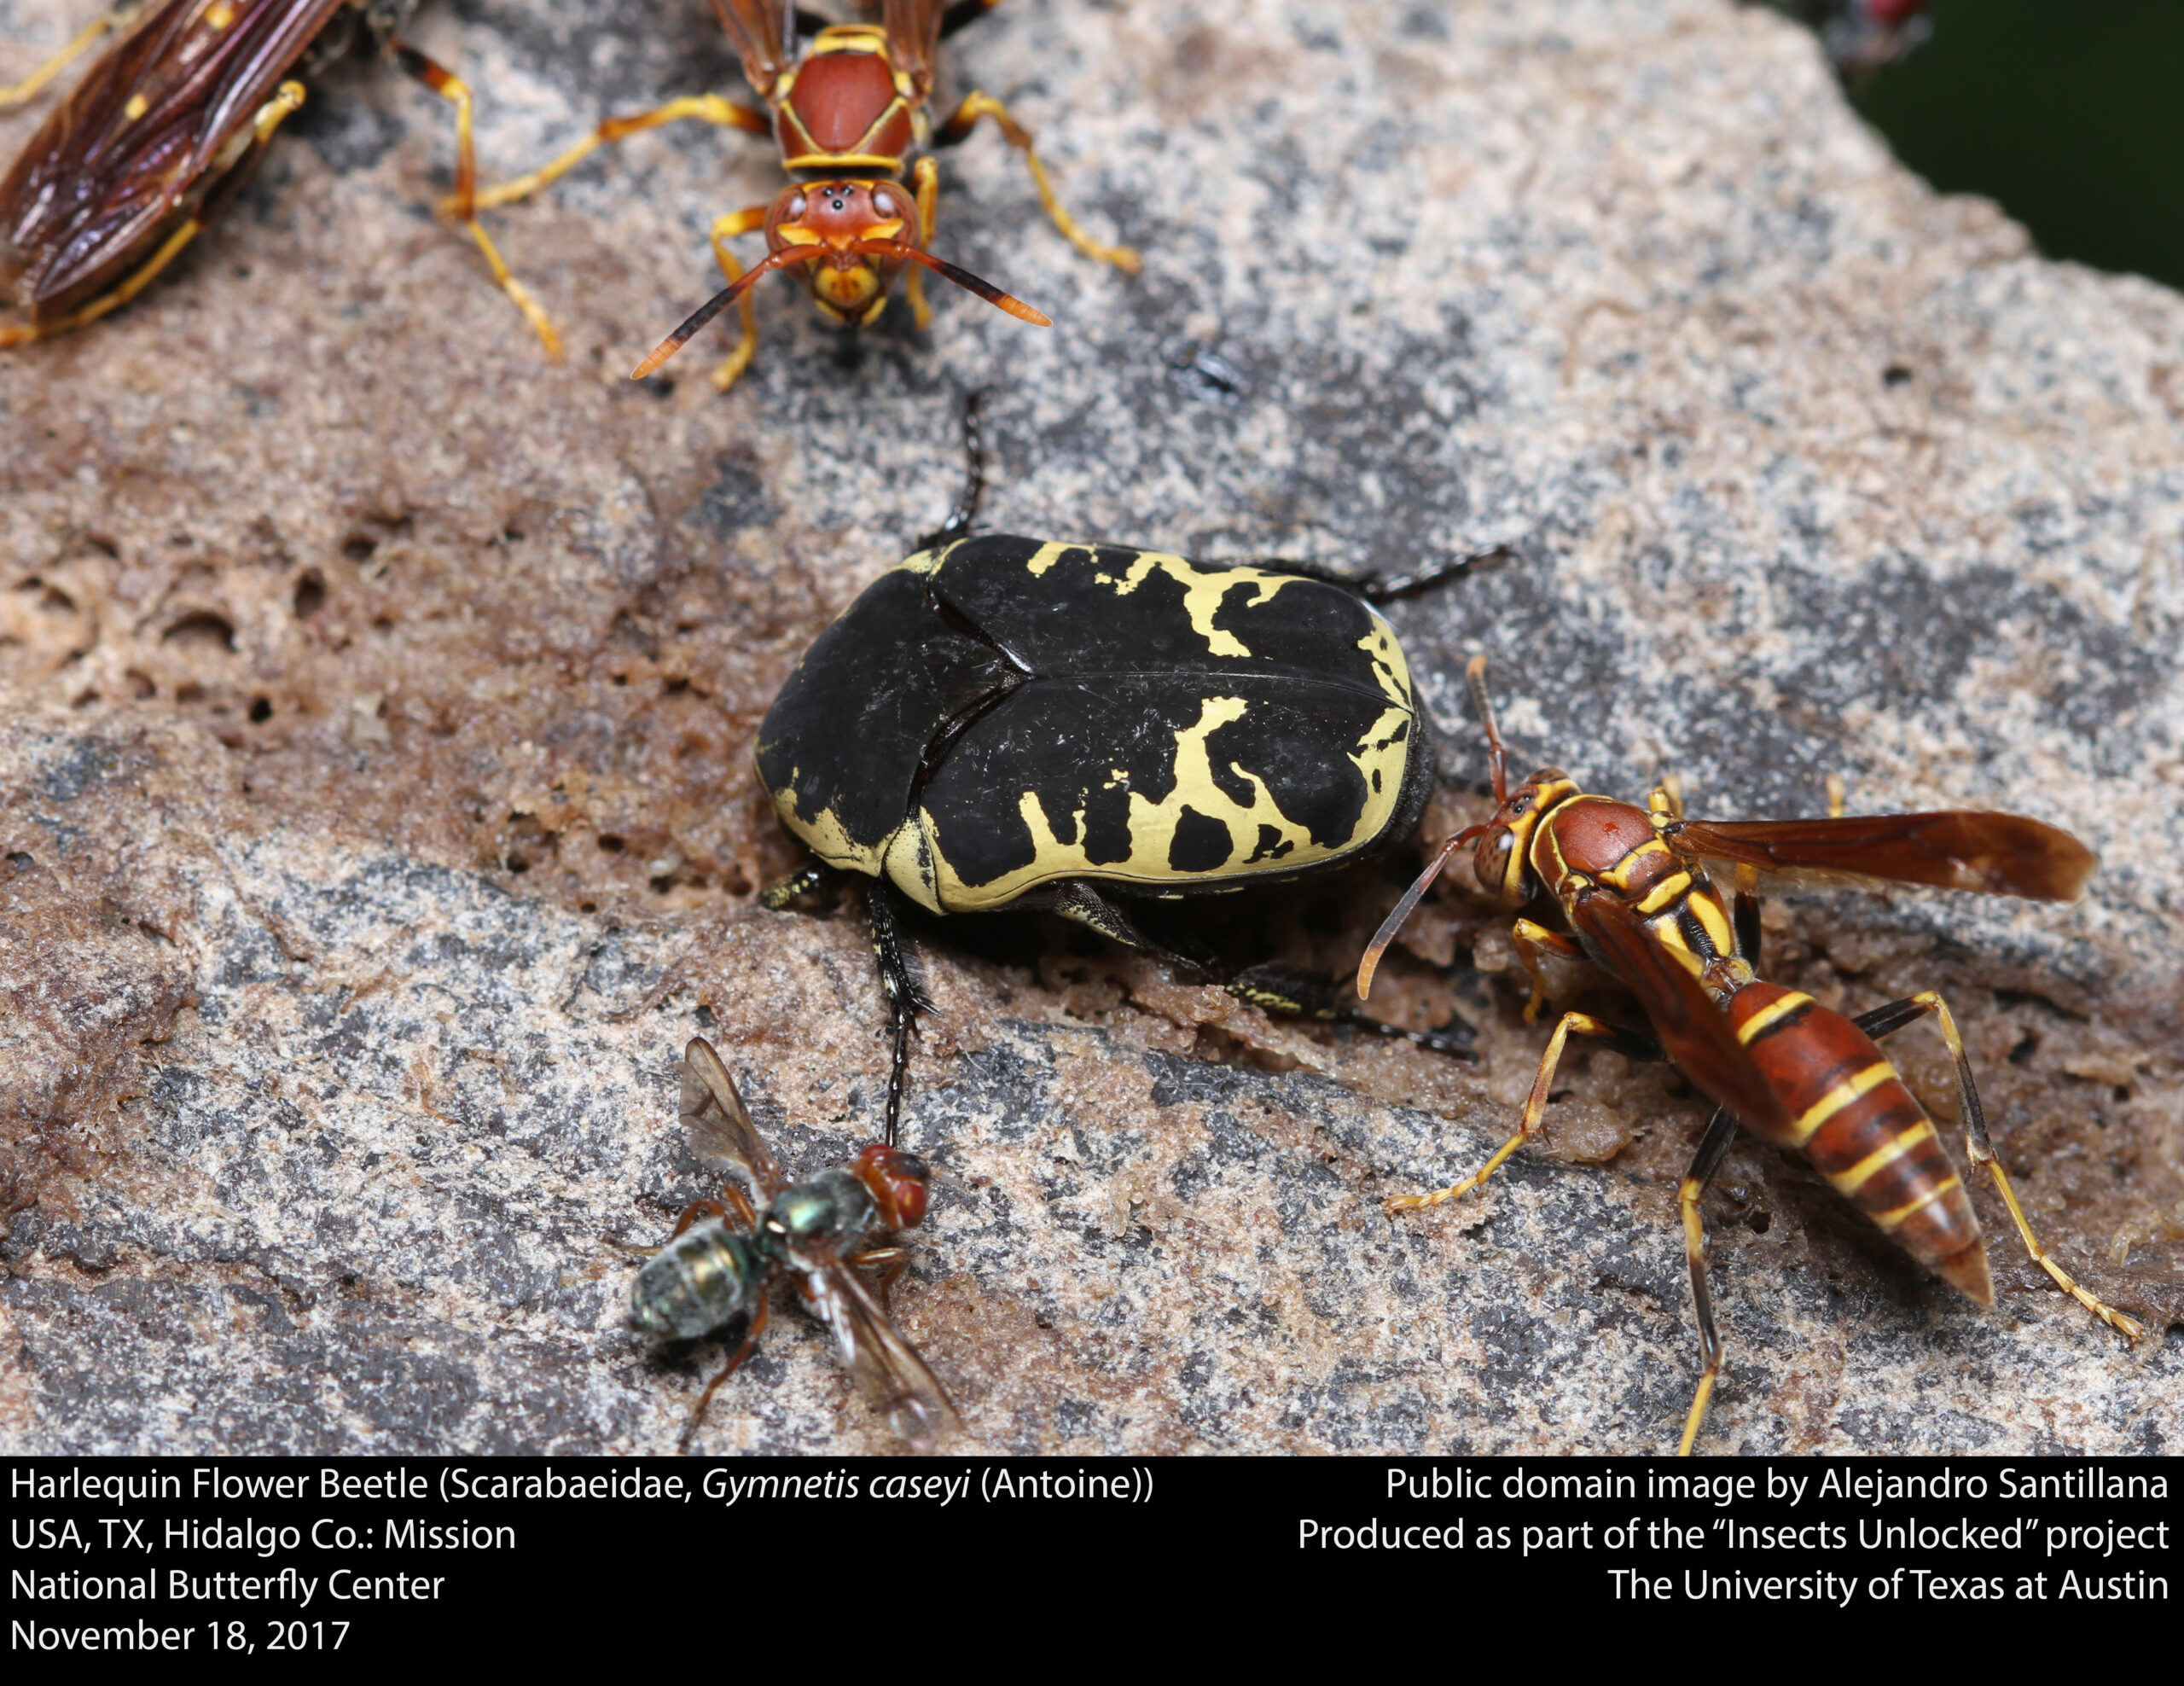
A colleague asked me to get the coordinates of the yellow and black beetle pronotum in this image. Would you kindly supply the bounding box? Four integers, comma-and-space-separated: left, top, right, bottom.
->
756, 522, 1512, 1144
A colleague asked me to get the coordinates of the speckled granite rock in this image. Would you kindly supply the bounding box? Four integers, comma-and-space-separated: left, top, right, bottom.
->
0, 0, 2175, 1454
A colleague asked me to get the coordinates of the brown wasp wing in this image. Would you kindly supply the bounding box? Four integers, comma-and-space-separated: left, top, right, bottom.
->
796, 1255, 959, 1450
1664, 811, 2095, 903
880, 0, 948, 102
679, 1037, 787, 1202
706, 0, 797, 99
1567, 892, 1800, 1148
2, 0, 347, 311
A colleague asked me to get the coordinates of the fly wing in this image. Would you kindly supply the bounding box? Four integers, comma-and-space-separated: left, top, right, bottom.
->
881, 0, 946, 102
799, 1259, 959, 1450
706, 0, 797, 98
1667, 812, 2095, 903
2, 0, 346, 307
680, 1037, 786, 1201
1567, 892, 1799, 1146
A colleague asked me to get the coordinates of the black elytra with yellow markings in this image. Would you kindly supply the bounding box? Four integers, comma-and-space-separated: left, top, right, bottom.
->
757, 526, 1507, 1146
758, 536, 1438, 915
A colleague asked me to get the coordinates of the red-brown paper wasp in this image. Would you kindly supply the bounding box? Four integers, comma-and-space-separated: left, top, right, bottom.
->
630, 1037, 957, 1450
467, 0, 1137, 392
1358, 657, 2146, 1455
0, 0, 556, 352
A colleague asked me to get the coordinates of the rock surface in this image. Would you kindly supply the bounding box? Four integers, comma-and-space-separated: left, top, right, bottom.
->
0, 0, 2176, 1454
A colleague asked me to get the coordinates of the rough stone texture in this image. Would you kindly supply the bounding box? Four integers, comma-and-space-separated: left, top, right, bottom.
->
0, 0, 2177, 1454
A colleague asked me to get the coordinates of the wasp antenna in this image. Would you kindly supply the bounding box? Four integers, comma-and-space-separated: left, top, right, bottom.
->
1357, 827, 1484, 999
631, 248, 821, 379
1464, 654, 1511, 803
851, 240, 1051, 325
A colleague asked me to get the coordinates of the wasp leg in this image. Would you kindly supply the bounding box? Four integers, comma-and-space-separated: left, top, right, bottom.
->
760, 860, 841, 911
1207, 545, 1518, 603
462, 94, 770, 213
1227, 962, 1476, 1061
0, 4, 128, 107
906, 156, 941, 330
930, 90, 1139, 272
0, 78, 305, 349
1676, 1106, 1740, 1456
1730, 890, 1763, 969
1854, 990, 2144, 1342
1509, 919, 1601, 1025
1387, 1011, 1658, 1212
704, 204, 769, 392
669, 1198, 730, 1241
868, 883, 932, 1150
386, 44, 561, 359
850, 1246, 909, 1302
678, 1298, 770, 1452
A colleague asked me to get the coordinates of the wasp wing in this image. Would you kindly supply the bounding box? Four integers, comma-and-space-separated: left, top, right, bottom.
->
1567, 892, 1799, 1147
706, 0, 797, 98
1665, 812, 2094, 903
2, 0, 346, 311
680, 1037, 787, 1201
798, 1257, 958, 1450
880, 0, 947, 102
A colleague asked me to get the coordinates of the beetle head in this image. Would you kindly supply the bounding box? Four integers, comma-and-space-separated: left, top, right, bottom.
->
851, 1144, 932, 1229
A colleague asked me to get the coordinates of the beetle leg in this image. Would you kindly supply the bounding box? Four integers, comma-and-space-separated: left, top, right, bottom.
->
1228, 962, 1476, 1061
462, 94, 770, 213
1676, 1106, 1740, 1456
386, 44, 562, 359
868, 883, 932, 1150
1205, 545, 1518, 603
915, 388, 987, 551
1039, 881, 1209, 975
679, 1297, 770, 1452
930, 91, 1138, 271
1387, 1011, 1651, 1212
706, 205, 769, 392
1853, 990, 2144, 1342
760, 860, 839, 910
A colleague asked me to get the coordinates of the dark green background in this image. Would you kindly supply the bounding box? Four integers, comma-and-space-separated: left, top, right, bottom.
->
1850, 0, 2184, 290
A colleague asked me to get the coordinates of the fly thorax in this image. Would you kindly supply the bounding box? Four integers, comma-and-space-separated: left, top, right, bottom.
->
629, 1223, 764, 1340
764, 1166, 879, 1252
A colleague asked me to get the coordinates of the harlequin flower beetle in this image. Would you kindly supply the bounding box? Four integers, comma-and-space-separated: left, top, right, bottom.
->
757, 404, 1513, 1143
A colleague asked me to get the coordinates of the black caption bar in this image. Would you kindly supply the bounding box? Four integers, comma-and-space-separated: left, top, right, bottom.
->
4, 1457, 2171, 1658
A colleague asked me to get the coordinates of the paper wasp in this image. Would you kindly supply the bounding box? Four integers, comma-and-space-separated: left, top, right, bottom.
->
467, 0, 1138, 392
0, 0, 557, 353
1359, 657, 2146, 1455
630, 1037, 957, 1450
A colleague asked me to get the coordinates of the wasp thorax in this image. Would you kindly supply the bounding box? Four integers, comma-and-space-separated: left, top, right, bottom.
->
853, 1144, 932, 1229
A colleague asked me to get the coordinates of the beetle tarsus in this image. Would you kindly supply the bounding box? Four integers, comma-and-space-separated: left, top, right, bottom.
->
916, 389, 989, 551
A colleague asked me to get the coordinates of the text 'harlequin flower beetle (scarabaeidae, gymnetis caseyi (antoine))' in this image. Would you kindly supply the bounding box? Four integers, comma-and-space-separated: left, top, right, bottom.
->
755, 405, 1517, 1145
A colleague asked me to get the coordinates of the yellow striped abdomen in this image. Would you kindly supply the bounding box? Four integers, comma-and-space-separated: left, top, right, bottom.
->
1727, 982, 1992, 1305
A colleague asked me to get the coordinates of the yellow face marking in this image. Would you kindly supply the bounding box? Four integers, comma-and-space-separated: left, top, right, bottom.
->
1634, 869, 1693, 916
1735, 990, 1814, 1044
124, 91, 149, 120
1828, 1119, 1938, 1196
912, 693, 1412, 912
1790, 1062, 1897, 1144
1870, 1172, 1961, 1230
778, 224, 823, 247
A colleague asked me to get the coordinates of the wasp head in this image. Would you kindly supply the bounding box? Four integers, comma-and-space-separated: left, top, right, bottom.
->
766, 180, 919, 324
1473, 768, 1577, 905
851, 1144, 932, 1230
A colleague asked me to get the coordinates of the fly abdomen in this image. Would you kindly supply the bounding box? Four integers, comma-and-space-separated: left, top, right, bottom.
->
1728, 982, 1992, 1305
630, 1222, 766, 1339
